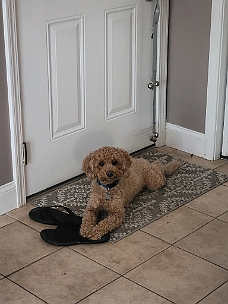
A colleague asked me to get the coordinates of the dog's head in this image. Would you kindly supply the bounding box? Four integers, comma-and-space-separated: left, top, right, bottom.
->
82, 146, 132, 183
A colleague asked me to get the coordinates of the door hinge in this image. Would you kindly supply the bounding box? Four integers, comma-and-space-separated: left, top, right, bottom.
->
149, 132, 159, 142
22, 142, 28, 166
148, 80, 159, 90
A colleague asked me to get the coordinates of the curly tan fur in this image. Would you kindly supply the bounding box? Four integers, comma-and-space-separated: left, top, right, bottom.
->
80, 146, 181, 240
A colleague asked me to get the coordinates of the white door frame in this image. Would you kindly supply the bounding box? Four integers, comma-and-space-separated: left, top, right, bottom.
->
221, 65, 228, 156
156, 0, 169, 147
204, 0, 228, 160
3, 0, 167, 208
164, 0, 228, 160
2, 0, 26, 208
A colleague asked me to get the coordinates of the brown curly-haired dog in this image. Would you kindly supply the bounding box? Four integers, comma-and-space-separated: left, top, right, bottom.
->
80, 146, 181, 240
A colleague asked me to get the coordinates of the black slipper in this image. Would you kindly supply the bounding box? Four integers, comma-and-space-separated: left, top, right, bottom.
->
40, 223, 110, 246
29, 205, 82, 226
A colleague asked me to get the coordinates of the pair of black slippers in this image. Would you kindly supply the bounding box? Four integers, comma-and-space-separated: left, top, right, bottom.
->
29, 205, 110, 246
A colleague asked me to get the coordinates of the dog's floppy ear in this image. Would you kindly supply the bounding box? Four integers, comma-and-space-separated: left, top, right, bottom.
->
119, 148, 132, 176
82, 151, 96, 180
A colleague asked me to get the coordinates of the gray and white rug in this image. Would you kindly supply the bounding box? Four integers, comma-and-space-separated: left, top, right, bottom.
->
29, 149, 228, 242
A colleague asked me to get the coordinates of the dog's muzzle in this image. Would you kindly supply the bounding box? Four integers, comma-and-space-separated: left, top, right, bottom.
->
106, 171, 114, 178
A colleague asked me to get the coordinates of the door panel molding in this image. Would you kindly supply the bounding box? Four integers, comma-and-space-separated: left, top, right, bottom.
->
105, 5, 136, 120
47, 15, 86, 140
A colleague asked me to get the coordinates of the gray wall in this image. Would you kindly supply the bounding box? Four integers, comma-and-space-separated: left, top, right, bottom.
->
0, 5, 13, 186
166, 0, 212, 133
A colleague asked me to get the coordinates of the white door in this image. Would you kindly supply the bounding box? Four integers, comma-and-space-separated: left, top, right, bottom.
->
16, 0, 155, 196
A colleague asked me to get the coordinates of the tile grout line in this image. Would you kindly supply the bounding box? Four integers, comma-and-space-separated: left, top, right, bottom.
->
139, 215, 215, 248
5, 246, 63, 278
75, 276, 121, 304
185, 202, 228, 220
195, 280, 228, 304
141, 220, 228, 272
171, 217, 221, 244
75, 267, 175, 304
172, 243, 228, 271
121, 276, 176, 304
5, 277, 48, 303
67, 246, 123, 276
123, 242, 227, 304
121, 245, 173, 277
69, 241, 173, 283
139, 229, 173, 245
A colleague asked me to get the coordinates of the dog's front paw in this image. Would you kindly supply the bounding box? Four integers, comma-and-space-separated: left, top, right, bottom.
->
80, 225, 94, 239
89, 231, 103, 240
89, 226, 108, 240
80, 222, 108, 240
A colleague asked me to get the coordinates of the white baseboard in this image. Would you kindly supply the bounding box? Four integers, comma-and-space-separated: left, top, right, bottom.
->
165, 123, 205, 158
0, 181, 17, 215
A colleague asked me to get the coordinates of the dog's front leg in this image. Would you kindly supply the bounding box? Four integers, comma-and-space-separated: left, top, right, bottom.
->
88, 201, 125, 240
80, 195, 101, 238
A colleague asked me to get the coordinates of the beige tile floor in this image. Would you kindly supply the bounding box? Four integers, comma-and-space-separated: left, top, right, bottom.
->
0, 147, 228, 304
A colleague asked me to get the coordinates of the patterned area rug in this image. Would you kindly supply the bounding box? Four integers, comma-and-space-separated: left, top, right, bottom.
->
29, 148, 228, 242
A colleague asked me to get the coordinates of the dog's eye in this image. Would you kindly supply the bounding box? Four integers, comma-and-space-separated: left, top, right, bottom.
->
112, 160, 118, 166
99, 161, 104, 166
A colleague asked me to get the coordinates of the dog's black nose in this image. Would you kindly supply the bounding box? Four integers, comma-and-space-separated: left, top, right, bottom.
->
106, 171, 114, 178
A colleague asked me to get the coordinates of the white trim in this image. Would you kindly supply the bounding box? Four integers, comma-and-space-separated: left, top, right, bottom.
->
164, 0, 228, 160
166, 123, 205, 158
221, 65, 228, 156
204, 0, 228, 160
2, 0, 26, 209
156, 0, 169, 147
0, 182, 17, 215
